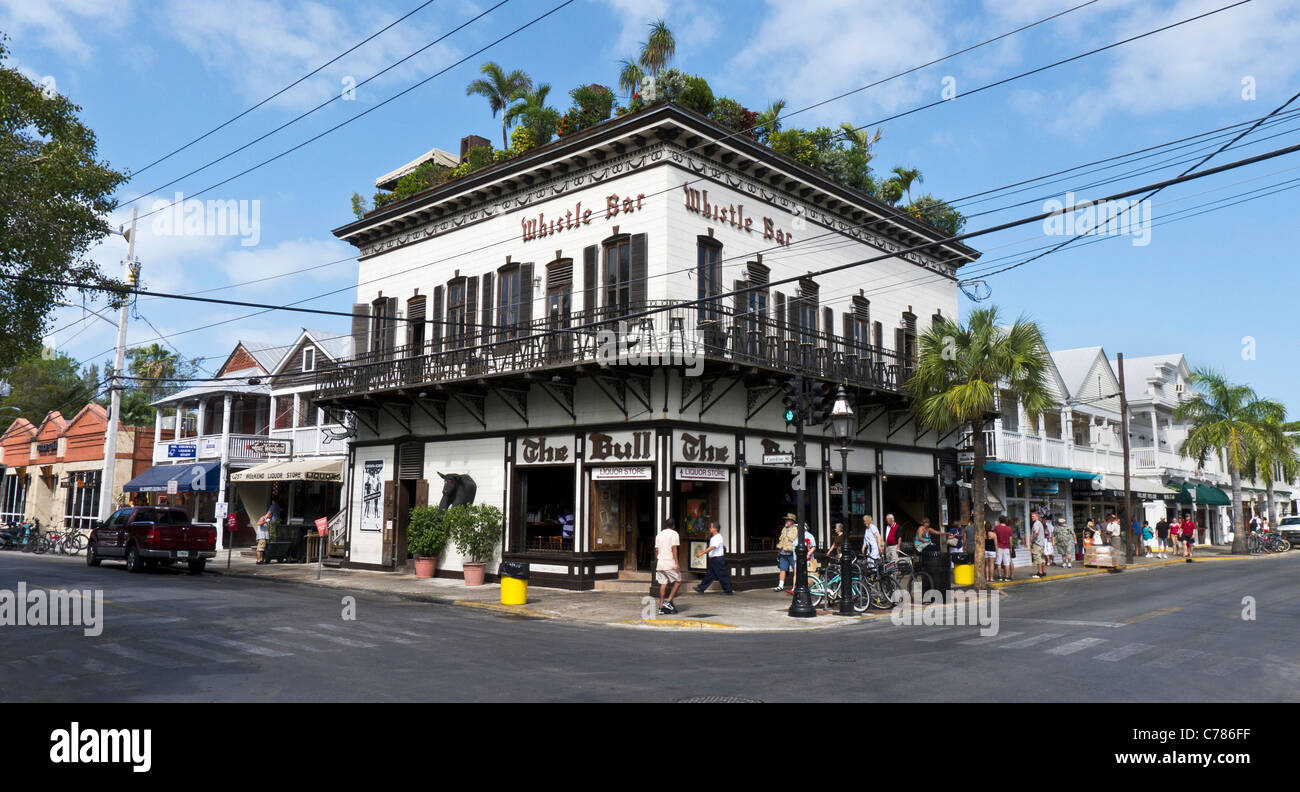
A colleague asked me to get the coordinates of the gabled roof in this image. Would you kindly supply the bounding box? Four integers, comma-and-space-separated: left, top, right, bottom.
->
240, 340, 288, 373
33, 411, 67, 441
269, 329, 353, 376
63, 403, 107, 433
374, 148, 458, 191
1050, 347, 1106, 399
0, 417, 36, 443
1109, 354, 1189, 402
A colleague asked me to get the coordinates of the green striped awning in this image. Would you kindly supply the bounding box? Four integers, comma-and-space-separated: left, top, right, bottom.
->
983, 461, 1100, 481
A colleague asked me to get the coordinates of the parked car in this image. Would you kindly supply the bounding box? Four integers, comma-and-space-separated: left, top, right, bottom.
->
86, 507, 217, 574
1277, 515, 1300, 545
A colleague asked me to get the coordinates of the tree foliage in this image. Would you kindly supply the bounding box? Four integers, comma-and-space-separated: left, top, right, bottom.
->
0, 37, 128, 370
0, 352, 101, 426
464, 61, 532, 149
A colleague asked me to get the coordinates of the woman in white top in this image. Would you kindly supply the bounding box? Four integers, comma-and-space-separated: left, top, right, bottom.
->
860, 514, 882, 562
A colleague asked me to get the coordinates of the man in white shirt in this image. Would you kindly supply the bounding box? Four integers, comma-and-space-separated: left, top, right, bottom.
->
1029, 510, 1047, 579
693, 521, 734, 594
654, 518, 682, 615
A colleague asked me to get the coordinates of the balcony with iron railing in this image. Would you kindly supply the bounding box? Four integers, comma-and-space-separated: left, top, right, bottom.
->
315, 300, 911, 400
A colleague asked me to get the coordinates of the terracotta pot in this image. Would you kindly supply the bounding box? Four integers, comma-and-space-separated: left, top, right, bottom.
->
463, 562, 487, 586
414, 556, 437, 579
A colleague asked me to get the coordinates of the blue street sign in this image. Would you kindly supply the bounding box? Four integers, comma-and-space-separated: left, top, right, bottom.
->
168, 444, 196, 458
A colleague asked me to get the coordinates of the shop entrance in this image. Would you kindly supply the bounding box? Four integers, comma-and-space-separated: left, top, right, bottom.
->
674, 478, 724, 573
516, 466, 575, 552
881, 475, 937, 541
590, 478, 654, 569
743, 467, 818, 551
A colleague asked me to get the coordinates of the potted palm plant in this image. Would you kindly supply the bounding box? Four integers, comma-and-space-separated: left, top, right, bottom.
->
451, 504, 504, 586
407, 506, 450, 579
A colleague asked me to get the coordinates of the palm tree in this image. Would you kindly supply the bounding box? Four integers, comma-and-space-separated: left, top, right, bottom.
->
1175, 369, 1287, 553
890, 166, 923, 204
618, 58, 644, 99
755, 99, 786, 143
638, 19, 676, 79
504, 83, 552, 129
908, 307, 1055, 589
465, 62, 532, 149
1243, 416, 1299, 534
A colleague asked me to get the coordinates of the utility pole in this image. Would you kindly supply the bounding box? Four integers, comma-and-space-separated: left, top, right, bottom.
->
1117, 352, 1135, 565
99, 207, 138, 521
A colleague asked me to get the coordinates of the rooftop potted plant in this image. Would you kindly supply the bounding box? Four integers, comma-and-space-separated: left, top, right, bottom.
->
451, 504, 504, 586
407, 506, 450, 579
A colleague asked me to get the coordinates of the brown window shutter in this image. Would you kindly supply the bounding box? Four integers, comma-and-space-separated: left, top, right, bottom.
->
629, 233, 647, 310
432, 286, 444, 352
384, 296, 398, 354
480, 271, 494, 346
822, 307, 833, 346
775, 292, 786, 342
519, 262, 534, 328
351, 303, 369, 360
732, 280, 746, 354
583, 245, 597, 326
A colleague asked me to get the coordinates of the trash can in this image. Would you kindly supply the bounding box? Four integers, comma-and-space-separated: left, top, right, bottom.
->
920, 546, 951, 593
499, 561, 530, 605
950, 551, 975, 586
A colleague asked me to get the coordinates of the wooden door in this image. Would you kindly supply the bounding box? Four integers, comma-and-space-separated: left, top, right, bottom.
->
382, 480, 396, 568
394, 482, 411, 570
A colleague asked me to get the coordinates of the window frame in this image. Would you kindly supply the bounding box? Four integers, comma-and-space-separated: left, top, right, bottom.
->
602, 236, 632, 318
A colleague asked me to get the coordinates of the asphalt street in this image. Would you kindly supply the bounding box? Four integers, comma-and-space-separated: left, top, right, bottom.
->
2, 551, 1297, 702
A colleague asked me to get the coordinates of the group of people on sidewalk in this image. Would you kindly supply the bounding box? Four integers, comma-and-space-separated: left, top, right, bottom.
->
1143, 515, 1199, 561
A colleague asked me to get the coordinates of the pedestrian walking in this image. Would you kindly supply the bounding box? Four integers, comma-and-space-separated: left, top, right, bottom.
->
860, 514, 882, 562
1180, 513, 1198, 561
827, 523, 846, 559
1054, 518, 1074, 568
776, 513, 797, 591
983, 522, 997, 581
883, 513, 900, 562
1030, 510, 1048, 579
1155, 516, 1170, 558
655, 517, 682, 614
694, 520, 734, 594
993, 517, 1014, 581
1141, 520, 1156, 557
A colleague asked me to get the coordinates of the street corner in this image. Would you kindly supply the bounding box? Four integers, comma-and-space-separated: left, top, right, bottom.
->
453, 600, 558, 620
615, 617, 738, 630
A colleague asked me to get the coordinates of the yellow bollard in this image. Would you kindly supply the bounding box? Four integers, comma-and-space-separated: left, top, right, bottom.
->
500, 575, 527, 605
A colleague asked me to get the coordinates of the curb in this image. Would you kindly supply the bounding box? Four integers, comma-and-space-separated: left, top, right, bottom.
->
987, 551, 1281, 588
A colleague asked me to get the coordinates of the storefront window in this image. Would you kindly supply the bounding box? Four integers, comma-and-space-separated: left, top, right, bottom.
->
2, 474, 28, 523
63, 471, 101, 532
517, 467, 574, 552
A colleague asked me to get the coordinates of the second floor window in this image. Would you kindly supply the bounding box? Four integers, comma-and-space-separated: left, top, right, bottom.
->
302, 347, 315, 372
498, 266, 521, 338
407, 296, 426, 352
853, 317, 871, 351
447, 280, 467, 347
603, 238, 631, 318
697, 239, 722, 319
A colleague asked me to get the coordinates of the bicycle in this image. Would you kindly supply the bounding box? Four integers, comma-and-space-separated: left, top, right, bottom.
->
889, 549, 935, 602
814, 553, 873, 613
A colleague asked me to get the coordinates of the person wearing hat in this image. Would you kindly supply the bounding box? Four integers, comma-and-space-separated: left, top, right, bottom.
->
1053, 517, 1074, 568
775, 513, 798, 592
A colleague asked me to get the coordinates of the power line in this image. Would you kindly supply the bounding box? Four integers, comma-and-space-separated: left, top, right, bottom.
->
128, 0, 443, 179
130, 0, 575, 223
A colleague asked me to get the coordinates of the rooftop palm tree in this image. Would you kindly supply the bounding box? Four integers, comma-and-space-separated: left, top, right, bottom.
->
638, 19, 676, 79
465, 62, 532, 149
504, 83, 552, 131
618, 57, 644, 99
755, 99, 786, 144
1242, 415, 1298, 535
908, 307, 1054, 589
889, 166, 923, 204
1175, 369, 1287, 553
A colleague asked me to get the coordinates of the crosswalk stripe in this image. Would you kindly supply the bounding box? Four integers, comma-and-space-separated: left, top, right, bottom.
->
144, 637, 241, 664
1096, 643, 1154, 662
273, 625, 376, 648
999, 633, 1063, 649
192, 634, 294, 657
960, 631, 1022, 645
95, 642, 187, 668
46, 648, 128, 676
1046, 637, 1108, 655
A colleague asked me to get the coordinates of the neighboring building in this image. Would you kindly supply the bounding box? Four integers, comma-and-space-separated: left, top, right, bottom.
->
0, 405, 160, 532
317, 102, 978, 589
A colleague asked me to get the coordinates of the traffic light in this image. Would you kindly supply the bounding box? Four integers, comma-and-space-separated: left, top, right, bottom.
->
807, 382, 834, 425
781, 378, 802, 427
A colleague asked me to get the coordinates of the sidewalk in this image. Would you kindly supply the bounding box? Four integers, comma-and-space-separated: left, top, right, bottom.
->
210, 553, 879, 631
988, 543, 1259, 588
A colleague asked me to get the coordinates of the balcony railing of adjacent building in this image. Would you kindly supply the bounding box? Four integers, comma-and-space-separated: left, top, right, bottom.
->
152, 433, 293, 464
316, 300, 911, 399
972, 427, 1230, 480
269, 425, 348, 457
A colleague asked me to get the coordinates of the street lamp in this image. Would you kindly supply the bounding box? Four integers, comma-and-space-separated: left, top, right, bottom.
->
831, 385, 855, 616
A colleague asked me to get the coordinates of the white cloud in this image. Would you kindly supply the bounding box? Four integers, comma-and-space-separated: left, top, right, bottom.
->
157, 0, 466, 111
0, 0, 130, 61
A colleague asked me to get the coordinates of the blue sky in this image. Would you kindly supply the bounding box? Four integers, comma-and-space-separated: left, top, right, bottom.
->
3, 0, 1298, 413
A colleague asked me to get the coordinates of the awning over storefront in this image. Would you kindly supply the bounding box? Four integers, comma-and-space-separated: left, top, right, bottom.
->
1172, 481, 1231, 506
230, 457, 344, 483
983, 461, 1100, 481
1097, 475, 1170, 500
123, 461, 221, 493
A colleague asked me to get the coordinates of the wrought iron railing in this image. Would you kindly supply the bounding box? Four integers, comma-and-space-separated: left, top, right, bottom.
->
317, 300, 910, 398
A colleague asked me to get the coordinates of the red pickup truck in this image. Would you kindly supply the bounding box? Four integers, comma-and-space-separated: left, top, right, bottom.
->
87, 506, 217, 574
